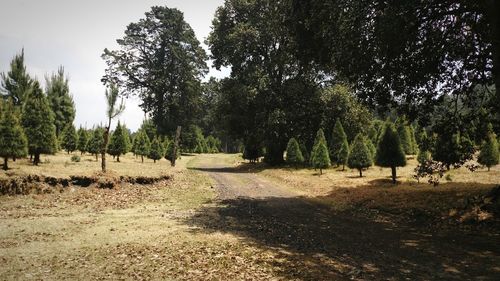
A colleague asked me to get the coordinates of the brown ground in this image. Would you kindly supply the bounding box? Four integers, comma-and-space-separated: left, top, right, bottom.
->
0, 153, 499, 280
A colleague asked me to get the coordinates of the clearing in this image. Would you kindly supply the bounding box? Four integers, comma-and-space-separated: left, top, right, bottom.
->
0, 153, 499, 280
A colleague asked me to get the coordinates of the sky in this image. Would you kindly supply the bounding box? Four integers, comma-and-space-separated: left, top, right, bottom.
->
0, 0, 228, 131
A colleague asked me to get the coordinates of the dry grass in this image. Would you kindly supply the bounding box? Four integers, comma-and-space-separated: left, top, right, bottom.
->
0, 152, 186, 179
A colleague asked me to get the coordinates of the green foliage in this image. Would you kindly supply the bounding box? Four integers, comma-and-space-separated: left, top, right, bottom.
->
87, 127, 104, 158
299, 142, 310, 164
77, 127, 88, 154
311, 129, 327, 165
417, 150, 431, 164
367, 120, 384, 144
376, 122, 406, 183
135, 131, 151, 162
165, 140, 180, 163
478, 132, 499, 171
365, 138, 376, 160
70, 155, 81, 162
206, 136, 220, 153
0, 101, 28, 169
433, 132, 475, 170
183, 125, 206, 153
312, 141, 330, 174
397, 121, 413, 155
1, 49, 33, 106
148, 137, 164, 163
108, 122, 128, 161
21, 81, 57, 165
102, 6, 208, 135
329, 120, 348, 165
45, 67, 75, 137
409, 125, 419, 154
286, 138, 304, 165
347, 134, 373, 177
61, 124, 78, 153
139, 119, 157, 144
337, 139, 349, 170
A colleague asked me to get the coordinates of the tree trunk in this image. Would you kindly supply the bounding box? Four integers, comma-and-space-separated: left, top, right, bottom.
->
488, 166, 491, 172
141, 155, 144, 163
101, 118, 111, 173
320, 168, 323, 175
34, 153, 40, 166
12, 156, 16, 162
359, 169, 362, 177
3, 157, 8, 170
391, 166, 397, 184
95, 154, 98, 161
154, 159, 156, 163
171, 126, 182, 167
342, 164, 345, 171
117, 155, 120, 162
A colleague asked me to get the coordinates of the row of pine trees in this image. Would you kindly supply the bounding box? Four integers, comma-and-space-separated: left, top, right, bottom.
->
284, 119, 499, 183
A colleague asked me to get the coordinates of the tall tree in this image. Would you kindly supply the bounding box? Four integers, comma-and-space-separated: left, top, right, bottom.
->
375, 122, 407, 184
45, 67, 76, 137
21, 81, 57, 165
101, 84, 125, 172
108, 122, 128, 162
347, 134, 373, 177
102, 6, 208, 135
1, 49, 33, 106
0, 101, 28, 170
291, 0, 500, 119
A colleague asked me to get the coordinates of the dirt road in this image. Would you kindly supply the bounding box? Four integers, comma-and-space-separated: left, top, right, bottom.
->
188, 154, 500, 280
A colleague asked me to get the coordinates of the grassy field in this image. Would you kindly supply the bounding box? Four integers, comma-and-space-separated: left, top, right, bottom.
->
0, 153, 499, 280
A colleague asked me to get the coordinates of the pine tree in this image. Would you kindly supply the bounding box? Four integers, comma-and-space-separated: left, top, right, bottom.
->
312, 141, 330, 175
149, 137, 164, 163
365, 138, 376, 160
417, 149, 431, 164
286, 138, 304, 166
21, 81, 57, 165
61, 124, 78, 153
101, 84, 125, 172
375, 122, 407, 184
0, 101, 28, 170
329, 120, 348, 165
108, 122, 128, 162
165, 140, 179, 164
45, 67, 75, 137
299, 142, 310, 164
409, 125, 419, 154
135, 131, 151, 163
433, 132, 474, 170
478, 132, 499, 171
397, 122, 413, 155
1, 50, 33, 107
338, 139, 349, 170
77, 127, 89, 155
311, 129, 327, 166
87, 127, 105, 161
347, 134, 373, 177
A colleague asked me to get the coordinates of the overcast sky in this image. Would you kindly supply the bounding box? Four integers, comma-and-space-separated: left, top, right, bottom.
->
0, 0, 228, 131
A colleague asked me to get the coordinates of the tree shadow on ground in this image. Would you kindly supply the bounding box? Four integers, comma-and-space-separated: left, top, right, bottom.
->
181, 194, 500, 280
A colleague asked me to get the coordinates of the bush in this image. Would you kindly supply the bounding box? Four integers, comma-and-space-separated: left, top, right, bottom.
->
70, 155, 81, 162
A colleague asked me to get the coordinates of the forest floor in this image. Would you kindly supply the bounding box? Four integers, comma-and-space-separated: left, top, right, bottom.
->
0, 153, 499, 280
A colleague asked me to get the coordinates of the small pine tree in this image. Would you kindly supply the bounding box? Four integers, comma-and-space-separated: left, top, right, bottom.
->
135, 131, 150, 163
397, 122, 413, 155
21, 81, 57, 165
311, 129, 327, 166
478, 132, 499, 171
338, 139, 349, 170
329, 120, 348, 165
149, 137, 164, 163
87, 127, 105, 161
347, 134, 372, 177
61, 124, 78, 153
375, 122, 407, 184
0, 101, 28, 170
165, 140, 180, 164
299, 142, 310, 164
312, 141, 330, 175
417, 149, 431, 164
409, 125, 419, 154
77, 127, 88, 155
108, 122, 128, 162
365, 138, 376, 160
286, 138, 304, 166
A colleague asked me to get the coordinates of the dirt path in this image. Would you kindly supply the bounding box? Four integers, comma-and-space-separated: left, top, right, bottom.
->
188, 154, 500, 280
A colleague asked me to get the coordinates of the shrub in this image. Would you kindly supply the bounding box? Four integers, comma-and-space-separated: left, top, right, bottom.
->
71, 155, 81, 162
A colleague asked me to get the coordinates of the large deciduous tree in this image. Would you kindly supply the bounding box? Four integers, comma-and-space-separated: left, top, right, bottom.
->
102, 6, 208, 135
46, 67, 75, 137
